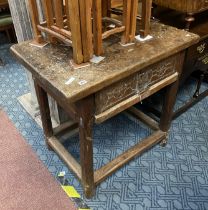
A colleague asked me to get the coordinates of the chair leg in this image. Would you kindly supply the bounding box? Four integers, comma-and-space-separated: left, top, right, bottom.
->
102, 0, 111, 17
93, 0, 103, 56
193, 73, 204, 98
28, 0, 44, 43
129, 0, 138, 42
121, 0, 132, 44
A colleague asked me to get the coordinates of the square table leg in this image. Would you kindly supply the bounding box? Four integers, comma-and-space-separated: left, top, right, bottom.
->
34, 80, 53, 149
76, 96, 95, 198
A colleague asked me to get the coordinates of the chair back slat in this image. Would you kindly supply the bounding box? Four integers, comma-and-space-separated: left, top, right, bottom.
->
120, 0, 132, 44
129, 0, 139, 41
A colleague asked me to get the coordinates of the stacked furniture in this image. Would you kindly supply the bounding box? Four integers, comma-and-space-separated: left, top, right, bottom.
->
28, 0, 152, 65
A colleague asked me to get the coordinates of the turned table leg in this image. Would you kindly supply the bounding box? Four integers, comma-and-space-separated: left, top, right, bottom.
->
185, 13, 195, 31
193, 73, 204, 98
76, 96, 95, 198
34, 80, 53, 149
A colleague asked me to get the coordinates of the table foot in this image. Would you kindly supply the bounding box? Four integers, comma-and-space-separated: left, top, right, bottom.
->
160, 136, 168, 147
185, 13, 195, 31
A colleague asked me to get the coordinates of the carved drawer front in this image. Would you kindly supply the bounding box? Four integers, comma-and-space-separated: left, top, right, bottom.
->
186, 38, 208, 72
95, 54, 179, 114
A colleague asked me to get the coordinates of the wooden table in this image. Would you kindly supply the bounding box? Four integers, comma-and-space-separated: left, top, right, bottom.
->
11, 21, 198, 198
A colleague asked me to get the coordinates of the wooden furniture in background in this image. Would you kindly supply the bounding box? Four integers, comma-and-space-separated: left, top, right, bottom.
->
146, 3, 208, 119
0, 0, 8, 9
110, 0, 153, 38
11, 21, 198, 198
93, 0, 138, 55
153, 0, 208, 30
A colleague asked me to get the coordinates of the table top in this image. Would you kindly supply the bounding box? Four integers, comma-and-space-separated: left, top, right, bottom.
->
11, 21, 199, 103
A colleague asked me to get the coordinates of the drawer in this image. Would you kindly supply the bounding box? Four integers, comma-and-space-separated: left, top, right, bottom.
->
186, 38, 208, 70
95, 54, 180, 115
180, 38, 208, 84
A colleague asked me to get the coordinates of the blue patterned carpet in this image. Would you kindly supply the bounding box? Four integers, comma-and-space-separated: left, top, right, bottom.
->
1, 41, 208, 210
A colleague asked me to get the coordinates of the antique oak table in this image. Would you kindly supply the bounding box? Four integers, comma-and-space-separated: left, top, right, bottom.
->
11, 22, 198, 198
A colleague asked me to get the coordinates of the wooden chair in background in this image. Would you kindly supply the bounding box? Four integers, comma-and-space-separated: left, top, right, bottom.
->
93, 0, 138, 56
140, 0, 152, 38
110, 0, 153, 38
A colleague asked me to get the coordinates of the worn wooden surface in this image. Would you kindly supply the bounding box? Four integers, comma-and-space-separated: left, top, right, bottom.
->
11, 21, 199, 104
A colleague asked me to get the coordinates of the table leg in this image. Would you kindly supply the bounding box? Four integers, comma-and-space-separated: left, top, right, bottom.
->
185, 13, 195, 31
34, 80, 53, 149
193, 73, 204, 98
159, 81, 179, 146
76, 96, 95, 198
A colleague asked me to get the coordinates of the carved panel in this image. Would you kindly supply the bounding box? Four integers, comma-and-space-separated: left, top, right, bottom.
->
185, 38, 208, 72
95, 54, 179, 114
